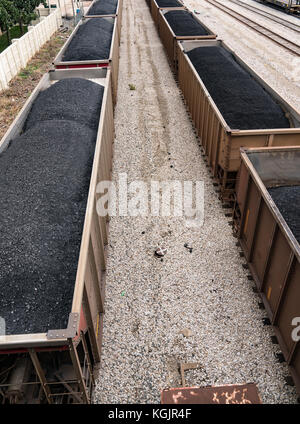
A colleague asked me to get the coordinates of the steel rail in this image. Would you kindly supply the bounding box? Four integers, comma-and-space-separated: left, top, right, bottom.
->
204, 0, 300, 56
255, 0, 300, 16
227, 0, 300, 33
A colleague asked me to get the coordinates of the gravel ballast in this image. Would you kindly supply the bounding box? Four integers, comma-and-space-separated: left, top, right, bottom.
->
187, 46, 290, 130
25, 78, 104, 131
164, 10, 210, 36
268, 185, 300, 244
93, 0, 298, 404
87, 0, 118, 15
62, 18, 114, 62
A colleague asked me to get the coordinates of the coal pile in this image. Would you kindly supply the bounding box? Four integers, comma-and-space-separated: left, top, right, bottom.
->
164, 10, 209, 36
87, 0, 118, 15
0, 78, 104, 335
25, 78, 104, 131
268, 185, 300, 244
62, 18, 114, 62
155, 0, 183, 6
187, 46, 290, 130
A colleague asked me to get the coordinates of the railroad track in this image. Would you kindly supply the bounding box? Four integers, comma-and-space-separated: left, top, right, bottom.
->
204, 0, 300, 56
227, 0, 300, 33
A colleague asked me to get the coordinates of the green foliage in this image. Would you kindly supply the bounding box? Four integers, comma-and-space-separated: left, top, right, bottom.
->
13, 0, 47, 33
0, 1, 47, 45
0, 0, 17, 31
0, 24, 27, 52
0, 0, 18, 44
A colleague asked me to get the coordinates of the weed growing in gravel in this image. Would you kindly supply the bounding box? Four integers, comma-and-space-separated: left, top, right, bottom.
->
128, 84, 136, 90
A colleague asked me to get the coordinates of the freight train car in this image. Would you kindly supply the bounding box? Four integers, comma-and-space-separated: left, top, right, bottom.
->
150, 0, 185, 28
53, 17, 120, 103
0, 68, 114, 404
85, 0, 123, 37
259, 0, 300, 13
234, 146, 300, 395
177, 39, 300, 203
158, 9, 217, 73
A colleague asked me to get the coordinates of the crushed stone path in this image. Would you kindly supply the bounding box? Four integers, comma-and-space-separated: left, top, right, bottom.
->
93, 0, 298, 404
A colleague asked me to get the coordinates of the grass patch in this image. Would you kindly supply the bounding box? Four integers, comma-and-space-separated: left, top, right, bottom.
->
0, 25, 28, 53
19, 64, 40, 79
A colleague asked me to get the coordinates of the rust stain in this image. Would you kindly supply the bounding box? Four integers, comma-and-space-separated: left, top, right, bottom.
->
267, 286, 272, 300
96, 313, 100, 337
244, 208, 250, 235
162, 383, 262, 404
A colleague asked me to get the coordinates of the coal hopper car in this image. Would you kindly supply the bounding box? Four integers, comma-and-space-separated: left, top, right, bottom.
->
0, 68, 114, 404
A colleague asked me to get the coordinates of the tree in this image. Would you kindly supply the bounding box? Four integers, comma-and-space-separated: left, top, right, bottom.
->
0, 0, 18, 45
13, 0, 47, 35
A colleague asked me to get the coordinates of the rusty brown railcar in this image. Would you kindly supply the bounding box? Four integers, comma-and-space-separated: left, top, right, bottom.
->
161, 383, 262, 404
177, 39, 300, 203
158, 9, 216, 73
235, 146, 300, 395
0, 68, 114, 404
150, 0, 185, 28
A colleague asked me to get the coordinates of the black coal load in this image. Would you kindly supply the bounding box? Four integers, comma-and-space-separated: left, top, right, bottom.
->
0, 121, 97, 335
0, 77, 104, 335
187, 46, 290, 130
24, 78, 104, 131
87, 0, 118, 15
62, 18, 114, 62
164, 10, 209, 36
155, 0, 182, 6
268, 186, 300, 244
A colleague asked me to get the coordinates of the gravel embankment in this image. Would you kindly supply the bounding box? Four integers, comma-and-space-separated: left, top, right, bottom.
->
93, 0, 298, 404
